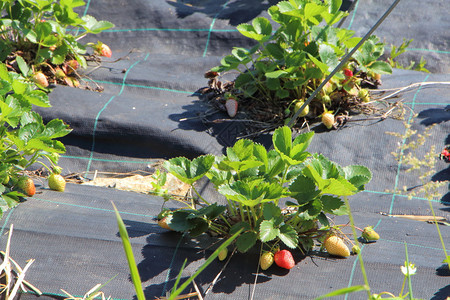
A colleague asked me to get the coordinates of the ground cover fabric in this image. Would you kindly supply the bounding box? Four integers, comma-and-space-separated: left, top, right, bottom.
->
1, 0, 449, 299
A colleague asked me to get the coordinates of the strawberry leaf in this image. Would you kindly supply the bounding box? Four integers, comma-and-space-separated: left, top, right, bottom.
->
278, 224, 298, 249
263, 202, 281, 220
259, 220, 280, 242
289, 175, 321, 204
230, 221, 251, 235
167, 210, 196, 232
273, 126, 312, 165
320, 195, 344, 213
164, 155, 215, 185
236, 231, 257, 253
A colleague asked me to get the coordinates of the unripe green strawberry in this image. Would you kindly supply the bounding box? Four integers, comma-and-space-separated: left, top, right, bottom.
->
361, 226, 380, 241
32, 72, 49, 87
218, 248, 228, 261
259, 252, 274, 270
55, 67, 66, 79
48, 173, 66, 192
274, 249, 295, 269
323, 235, 350, 257
321, 112, 335, 129
352, 245, 361, 254
17, 176, 36, 197
294, 100, 309, 117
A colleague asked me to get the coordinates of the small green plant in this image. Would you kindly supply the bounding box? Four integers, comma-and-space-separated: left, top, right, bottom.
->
0, 0, 114, 88
157, 126, 372, 260
387, 38, 429, 73
204, 0, 392, 127
0, 62, 71, 216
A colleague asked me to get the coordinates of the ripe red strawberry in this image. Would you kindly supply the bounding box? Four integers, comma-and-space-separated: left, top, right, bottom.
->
95, 43, 112, 58
48, 173, 66, 192
225, 98, 238, 118
440, 146, 450, 163
17, 176, 36, 197
274, 249, 295, 269
343, 68, 353, 77
32, 72, 49, 87
323, 235, 350, 257
260, 252, 274, 270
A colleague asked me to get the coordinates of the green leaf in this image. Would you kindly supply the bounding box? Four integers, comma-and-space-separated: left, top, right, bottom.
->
0, 79, 12, 96
188, 218, 209, 237
262, 202, 281, 220
230, 221, 251, 235
278, 224, 298, 249
259, 220, 280, 242
42, 119, 72, 138
15, 56, 29, 77
236, 231, 257, 253
81, 15, 114, 34
299, 198, 323, 220
314, 285, 369, 300
167, 210, 196, 232
197, 203, 226, 220
328, 0, 342, 14
343, 165, 372, 190
218, 179, 286, 207
289, 175, 320, 204
265, 43, 285, 60
320, 195, 344, 213
319, 44, 339, 70
321, 177, 357, 196
273, 126, 312, 165
265, 70, 288, 79
237, 17, 272, 42
23, 90, 51, 107
164, 155, 215, 185
367, 60, 392, 74
112, 202, 145, 300
252, 17, 272, 36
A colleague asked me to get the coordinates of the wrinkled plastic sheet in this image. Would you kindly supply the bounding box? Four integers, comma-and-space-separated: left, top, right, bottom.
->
2, 0, 449, 299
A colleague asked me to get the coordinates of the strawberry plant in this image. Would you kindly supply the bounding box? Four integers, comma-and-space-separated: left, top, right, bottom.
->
0, 62, 71, 217
202, 0, 392, 128
0, 0, 114, 89
157, 126, 372, 260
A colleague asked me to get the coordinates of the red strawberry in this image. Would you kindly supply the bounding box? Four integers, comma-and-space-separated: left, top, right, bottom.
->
343, 68, 353, 77
274, 249, 295, 269
32, 72, 49, 87
225, 98, 238, 118
17, 176, 36, 197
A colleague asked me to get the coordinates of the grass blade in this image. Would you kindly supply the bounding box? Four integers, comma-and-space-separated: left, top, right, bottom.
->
314, 285, 369, 299
111, 202, 145, 300
168, 229, 242, 300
